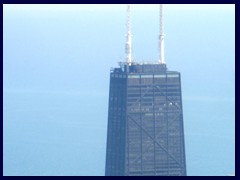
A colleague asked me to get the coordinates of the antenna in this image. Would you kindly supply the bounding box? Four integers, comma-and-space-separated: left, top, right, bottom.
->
159, 4, 165, 64
126, 4, 132, 65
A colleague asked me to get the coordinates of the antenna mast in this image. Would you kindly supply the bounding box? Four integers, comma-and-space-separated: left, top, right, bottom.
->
126, 4, 132, 65
159, 4, 165, 64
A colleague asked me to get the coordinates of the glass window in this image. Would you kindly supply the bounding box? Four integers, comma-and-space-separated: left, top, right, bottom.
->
154, 74, 166, 78
141, 75, 153, 78
128, 75, 140, 78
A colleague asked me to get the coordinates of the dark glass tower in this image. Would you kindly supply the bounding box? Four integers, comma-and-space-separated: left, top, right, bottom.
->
105, 4, 186, 176
105, 63, 187, 176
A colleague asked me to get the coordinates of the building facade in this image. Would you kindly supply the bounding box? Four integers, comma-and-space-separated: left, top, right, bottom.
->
105, 63, 186, 176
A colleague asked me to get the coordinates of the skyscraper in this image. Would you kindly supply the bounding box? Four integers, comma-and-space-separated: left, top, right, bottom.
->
105, 5, 186, 176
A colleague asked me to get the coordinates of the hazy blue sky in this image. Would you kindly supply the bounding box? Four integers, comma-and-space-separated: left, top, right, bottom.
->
3, 4, 235, 176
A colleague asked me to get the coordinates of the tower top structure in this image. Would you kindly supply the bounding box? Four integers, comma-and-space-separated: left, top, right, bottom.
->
125, 4, 132, 65
159, 4, 165, 64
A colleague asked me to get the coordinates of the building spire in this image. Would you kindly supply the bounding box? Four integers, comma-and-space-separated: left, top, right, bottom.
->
159, 4, 165, 64
126, 4, 132, 65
